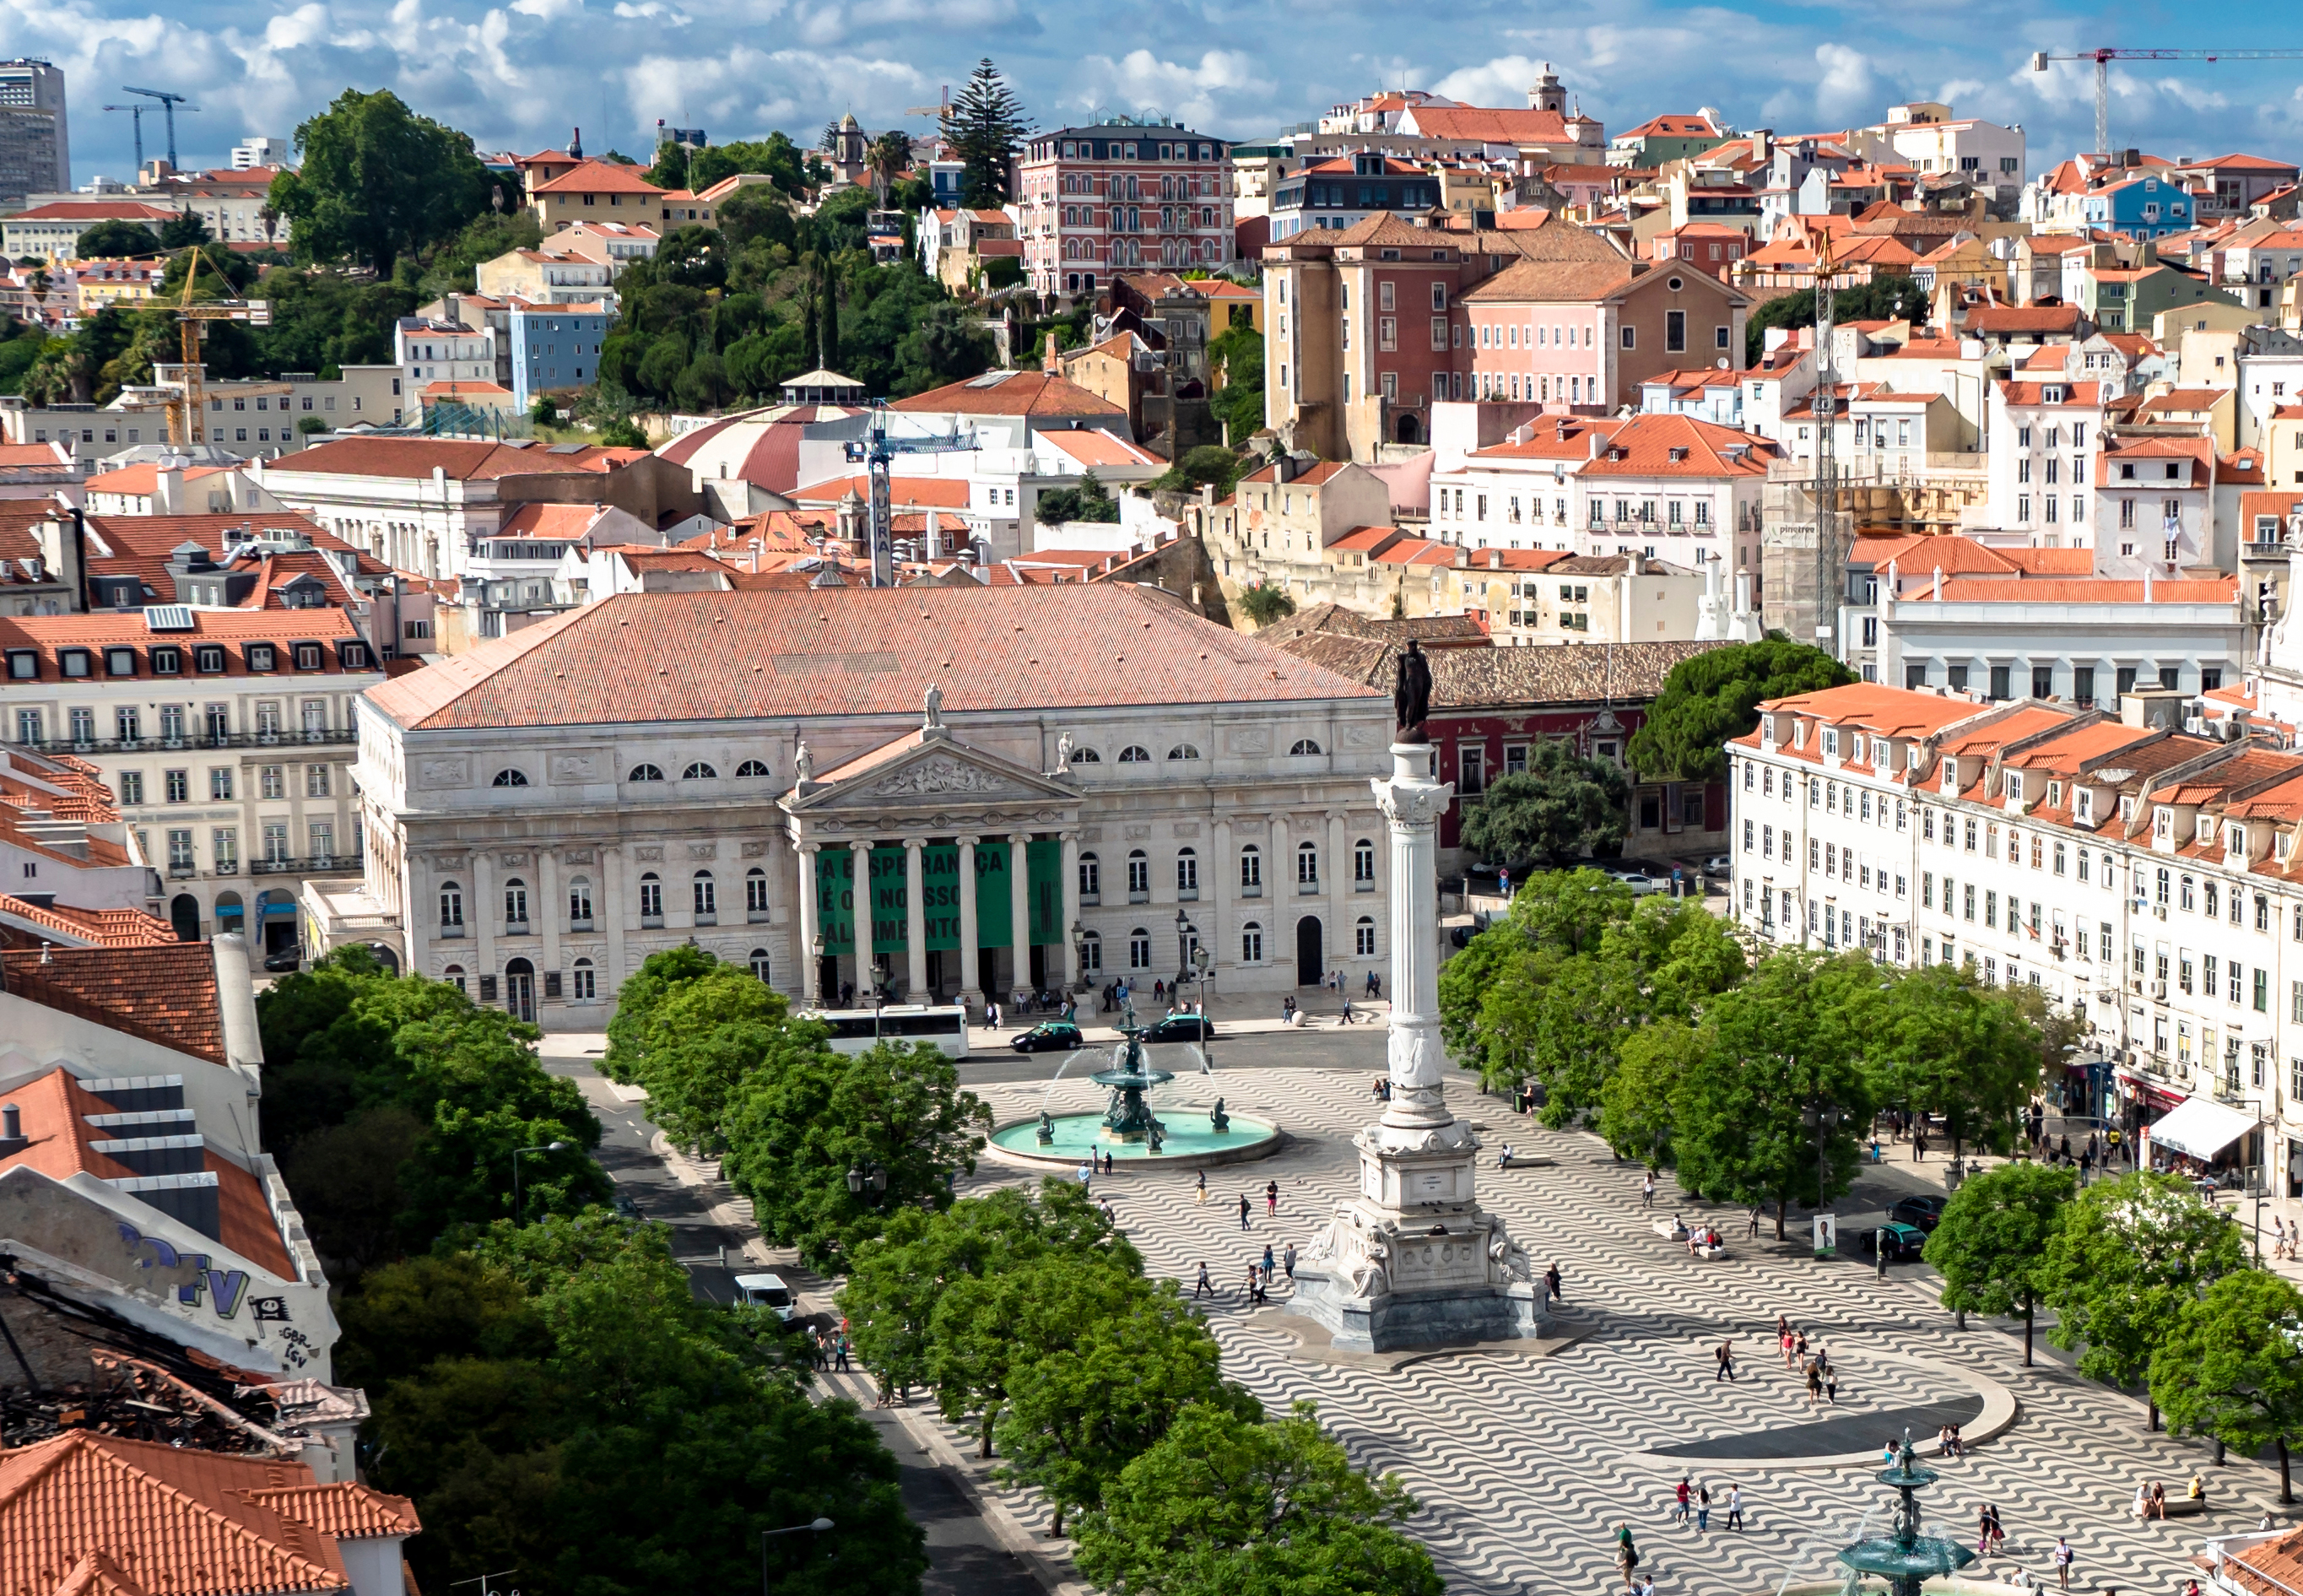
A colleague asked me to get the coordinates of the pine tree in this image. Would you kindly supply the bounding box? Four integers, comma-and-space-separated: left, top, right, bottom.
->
942, 58, 1032, 208
818, 261, 839, 371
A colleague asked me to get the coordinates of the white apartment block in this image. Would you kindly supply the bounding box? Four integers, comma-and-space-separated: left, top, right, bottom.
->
1728, 681, 2303, 1191
1987, 378, 2108, 545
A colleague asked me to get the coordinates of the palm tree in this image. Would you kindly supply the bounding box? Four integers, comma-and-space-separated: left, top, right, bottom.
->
866, 130, 913, 209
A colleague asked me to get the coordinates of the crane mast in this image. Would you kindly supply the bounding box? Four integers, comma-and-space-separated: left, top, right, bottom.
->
841, 403, 978, 587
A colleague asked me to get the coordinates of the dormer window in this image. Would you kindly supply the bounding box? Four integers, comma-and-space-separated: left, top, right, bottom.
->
103, 647, 137, 678
1793, 721, 1807, 749
2227, 824, 2246, 858
246, 643, 277, 672
2047, 781, 2062, 808
1851, 734, 1866, 763
5, 649, 36, 680
1823, 728, 1839, 756
2155, 808, 2173, 837
2076, 790, 2094, 824
2121, 796, 2137, 822
2005, 772, 2023, 801
194, 645, 225, 674
149, 646, 182, 675
1942, 764, 1958, 794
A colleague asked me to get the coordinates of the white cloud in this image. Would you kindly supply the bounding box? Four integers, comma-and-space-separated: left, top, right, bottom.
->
1069, 48, 1271, 127
611, 1, 687, 23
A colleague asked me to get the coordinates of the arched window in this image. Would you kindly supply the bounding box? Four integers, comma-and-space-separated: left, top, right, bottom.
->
1241, 921, 1264, 962
1176, 847, 1198, 894
567, 875, 593, 928
629, 763, 665, 782
439, 881, 464, 932
1079, 851, 1101, 901
1239, 844, 1262, 893
1070, 746, 1101, 762
443, 963, 467, 993
1289, 738, 1323, 756
1128, 927, 1152, 969
694, 870, 717, 922
571, 957, 596, 1000
492, 768, 528, 787
745, 866, 769, 919
749, 948, 772, 982
1356, 915, 1377, 956
736, 759, 771, 777
1167, 744, 1201, 760
1297, 841, 1319, 887
1080, 928, 1103, 971
683, 761, 718, 780
639, 872, 663, 922
504, 879, 529, 928
1354, 838, 1376, 887
1118, 745, 1150, 763
1127, 849, 1149, 900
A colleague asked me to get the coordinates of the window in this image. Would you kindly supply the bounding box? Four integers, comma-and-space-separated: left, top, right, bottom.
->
1079, 928, 1102, 972
493, 768, 528, 787
2257, 967, 2271, 1013
209, 768, 233, 801
1118, 745, 1150, 763
694, 871, 717, 922
1127, 850, 1150, 900
1354, 838, 1375, 887
639, 873, 663, 923
1079, 852, 1101, 901
572, 959, 597, 1000
1128, 928, 1153, 970
1241, 922, 1263, 962
682, 761, 718, 779
569, 876, 593, 928
1297, 841, 1319, 889
164, 770, 187, 803
1166, 744, 1201, 761
1177, 847, 1199, 895
1069, 746, 1100, 763
118, 771, 143, 806
1665, 310, 1685, 353
1355, 916, 1376, 956
261, 765, 284, 800
1240, 845, 1262, 894
747, 948, 772, 984
166, 830, 193, 871
213, 829, 236, 874
746, 868, 770, 920
736, 759, 771, 777
305, 765, 330, 798
504, 879, 529, 928
629, 763, 665, 782
444, 966, 467, 993
440, 882, 465, 931
1289, 738, 1323, 756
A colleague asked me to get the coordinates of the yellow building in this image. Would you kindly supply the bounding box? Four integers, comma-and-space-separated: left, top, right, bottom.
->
71, 258, 165, 311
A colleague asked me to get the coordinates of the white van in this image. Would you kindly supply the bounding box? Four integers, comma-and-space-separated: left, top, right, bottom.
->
733, 1273, 797, 1321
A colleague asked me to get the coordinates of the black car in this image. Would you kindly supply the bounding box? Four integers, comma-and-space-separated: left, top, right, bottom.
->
1009, 1020, 1084, 1054
1142, 1014, 1216, 1044
261, 944, 305, 973
1889, 1194, 1949, 1232
1866, 1220, 1929, 1263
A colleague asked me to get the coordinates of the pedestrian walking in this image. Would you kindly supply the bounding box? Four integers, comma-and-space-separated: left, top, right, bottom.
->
1365, 971, 1381, 998
1696, 1484, 1711, 1532
1670, 1477, 1691, 1526
1726, 1485, 1743, 1531
1193, 1262, 1212, 1299
1747, 1208, 1762, 1240
1262, 1242, 1276, 1278
835, 1332, 851, 1372
1265, 1179, 1279, 1216
1642, 1173, 1657, 1209
1195, 1171, 1208, 1205
1239, 1193, 1252, 1230
1614, 1523, 1640, 1587
1544, 1263, 1563, 1304
1283, 1241, 1298, 1281
1079, 1160, 1093, 1188
1806, 1362, 1824, 1409
1825, 1362, 1839, 1405
1977, 1505, 1992, 1557
1988, 1505, 2005, 1555
1715, 1339, 1737, 1382
2053, 1537, 2073, 1591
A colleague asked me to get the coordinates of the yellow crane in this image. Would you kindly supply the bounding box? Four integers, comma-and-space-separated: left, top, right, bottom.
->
162, 253, 274, 448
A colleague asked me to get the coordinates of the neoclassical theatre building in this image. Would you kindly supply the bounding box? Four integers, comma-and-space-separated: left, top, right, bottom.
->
348, 585, 1393, 1027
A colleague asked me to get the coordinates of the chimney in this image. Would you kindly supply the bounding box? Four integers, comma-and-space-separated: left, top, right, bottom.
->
1932, 565, 1943, 601
1587, 430, 1608, 458
570, 126, 583, 160
1041, 330, 1062, 373
0, 1103, 21, 1152
155, 463, 185, 516
1488, 549, 1502, 569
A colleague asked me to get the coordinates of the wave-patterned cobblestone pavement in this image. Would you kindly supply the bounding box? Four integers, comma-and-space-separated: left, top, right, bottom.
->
884, 1067, 2252, 1594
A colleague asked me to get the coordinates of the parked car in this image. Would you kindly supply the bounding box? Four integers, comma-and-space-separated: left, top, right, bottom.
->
613, 1192, 644, 1220
1702, 855, 1733, 879
1609, 870, 1665, 897
261, 944, 305, 973
1009, 1020, 1084, 1054
733, 1273, 797, 1322
1889, 1194, 1949, 1232
1143, 1014, 1216, 1043
1865, 1220, 1929, 1263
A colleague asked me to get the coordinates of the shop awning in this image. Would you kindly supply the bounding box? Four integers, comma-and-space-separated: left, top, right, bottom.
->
2146, 1096, 2257, 1162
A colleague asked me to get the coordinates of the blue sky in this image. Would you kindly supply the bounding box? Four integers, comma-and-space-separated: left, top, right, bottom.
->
8, 0, 2302, 185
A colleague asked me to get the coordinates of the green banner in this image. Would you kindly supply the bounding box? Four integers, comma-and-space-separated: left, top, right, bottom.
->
866, 845, 908, 955
922, 845, 962, 951
819, 841, 1043, 960
1028, 839, 1061, 945
815, 848, 857, 958
975, 841, 1013, 948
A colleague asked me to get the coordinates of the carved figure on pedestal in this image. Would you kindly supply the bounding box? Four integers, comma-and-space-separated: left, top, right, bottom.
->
923, 682, 944, 729
1210, 1096, 1230, 1133
794, 739, 814, 783
1393, 639, 1433, 742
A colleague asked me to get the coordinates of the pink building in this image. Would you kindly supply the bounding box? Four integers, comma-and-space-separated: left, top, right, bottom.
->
1015, 121, 1235, 297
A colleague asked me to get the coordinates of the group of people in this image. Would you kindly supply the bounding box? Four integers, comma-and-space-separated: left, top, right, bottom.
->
1972, 1503, 2008, 1557
802, 1323, 851, 1373
1935, 1424, 1966, 1458
1623, 1478, 1749, 1579
2276, 1215, 2300, 1260
1192, 1240, 1296, 1306
2130, 1472, 2208, 1519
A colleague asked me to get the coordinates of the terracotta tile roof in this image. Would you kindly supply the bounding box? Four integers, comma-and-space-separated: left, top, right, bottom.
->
529, 160, 667, 197
1401, 106, 1575, 144
495, 502, 613, 541
888, 371, 1122, 419
366, 585, 1381, 733
10, 202, 177, 221
1963, 305, 2083, 334
1237, 461, 1350, 489
1042, 430, 1160, 469
1932, 576, 2238, 603
1, 944, 224, 1066
1760, 683, 1992, 739
0, 896, 173, 948
0, 1431, 423, 1595
789, 474, 971, 509
1461, 413, 1776, 477
0, 609, 364, 679
1998, 379, 2106, 405
271, 437, 650, 481
1619, 113, 1724, 140
82, 464, 235, 495
1428, 639, 1724, 709
1462, 258, 1639, 304
242, 1484, 419, 1540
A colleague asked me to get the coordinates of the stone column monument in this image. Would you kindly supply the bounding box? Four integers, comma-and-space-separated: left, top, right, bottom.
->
1288, 641, 1544, 1352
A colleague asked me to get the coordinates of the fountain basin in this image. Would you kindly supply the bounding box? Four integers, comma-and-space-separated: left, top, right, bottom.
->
985, 1112, 1284, 1171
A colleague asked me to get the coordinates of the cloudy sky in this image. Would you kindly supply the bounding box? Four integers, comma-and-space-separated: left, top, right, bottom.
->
10, 0, 2303, 184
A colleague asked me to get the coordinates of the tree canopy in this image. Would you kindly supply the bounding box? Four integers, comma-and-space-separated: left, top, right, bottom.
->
270, 89, 492, 276
1923, 1161, 2074, 1363
1744, 278, 1931, 365
73, 219, 163, 259
1457, 744, 1631, 867
2150, 1270, 2303, 1502
1625, 637, 1855, 784
943, 59, 1032, 208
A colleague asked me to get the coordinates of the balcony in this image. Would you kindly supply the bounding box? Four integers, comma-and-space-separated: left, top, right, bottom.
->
1298, 878, 1320, 895
251, 857, 303, 875
641, 914, 664, 929
695, 911, 718, 927
28, 728, 356, 755
1241, 882, 1262, 899
1080, 890, 1101, 906
167, 864, 197, 879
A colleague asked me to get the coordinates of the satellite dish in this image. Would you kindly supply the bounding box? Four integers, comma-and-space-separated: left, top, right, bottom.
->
1716, 356, 1729, 369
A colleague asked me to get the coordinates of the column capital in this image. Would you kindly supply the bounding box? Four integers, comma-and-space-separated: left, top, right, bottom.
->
901, 836, 928, 850
1057, 829, 1082, 842
954, 834, 981, 848
849, 838, 873, 852
1008, 831, 1033, 845
797, 840, 822, 856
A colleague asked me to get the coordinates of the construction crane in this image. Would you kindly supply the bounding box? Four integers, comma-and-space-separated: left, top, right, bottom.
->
122, 86, 194, 170
2029, 49, 2303, 163
160, 257, 273, 449
903, 87, 951, 120
841, 402, 977, 587
100, 104, 145, 174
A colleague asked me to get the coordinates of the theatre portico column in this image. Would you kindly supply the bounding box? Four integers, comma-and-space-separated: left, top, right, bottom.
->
796, 841, 822, 1008
850, 840, 873, 996
956, 836, 982, 1014
903, 837, 928, 999
1060, 830, 1082, 990
1008, 833, 1030, 1001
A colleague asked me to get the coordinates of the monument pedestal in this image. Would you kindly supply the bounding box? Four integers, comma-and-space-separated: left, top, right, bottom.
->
1287, 741, 1546, 1354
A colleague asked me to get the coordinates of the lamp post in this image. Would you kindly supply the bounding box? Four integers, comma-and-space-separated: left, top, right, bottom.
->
1800, 1102, 1843, 1258
762, 1518, 834, 1595
810, 931, 826, 1010
1070, 918, 1089, 996
871, 960, 888, 1042
511, 1140, 567, 1225
1174, 910, 1195, 1005
845, 1162, 889, 1204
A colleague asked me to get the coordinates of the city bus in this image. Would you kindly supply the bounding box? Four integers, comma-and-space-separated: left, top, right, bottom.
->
809, 1004, 971, 1058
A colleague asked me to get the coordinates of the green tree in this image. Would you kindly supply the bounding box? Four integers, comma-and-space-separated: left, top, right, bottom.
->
1625, 636, 1855, 784
1074, 1401, 1443, 1596
930, 1252, 1142, 1466
942, 59, 1033, 208
73, 219, 163, 259
1208, 322, 1264, 443
1922, 1161, 2074, 1363
1155, 445, 1246, 497
1235, 582, 1293, 625
1744, 278, 1931, 365
157, 209, 212, 248
2150, 1270, 2303, 1502
1459, 747, 1631, 867
866, 129, 915, 208
1862, 964, 2043, 1163
720, 186, 801, 252
891, 300, 995, 395
997, 1280, 1259, 1532
722, 1039, 992, 1272
2043, 1170, 2251, 1427
1598, 1017, 1703, 1167
688, 135, 811, 200
1035, 468, 1120, 527
270, 88, 492, 276
1667, 951, 1874, 1237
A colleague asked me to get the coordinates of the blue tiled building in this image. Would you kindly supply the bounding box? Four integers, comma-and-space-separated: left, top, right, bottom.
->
509, 304, 612, 410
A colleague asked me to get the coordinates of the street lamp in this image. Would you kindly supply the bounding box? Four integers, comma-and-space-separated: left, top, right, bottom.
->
845, 1162, 889, 1201
810, 931, 826, 1011
871, 961, 888, 1041
762, 1518, 834, 1595
511, 1140, 568, 1225
1070, 918, 1089, 995
1799, 1103, 1843, 1257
